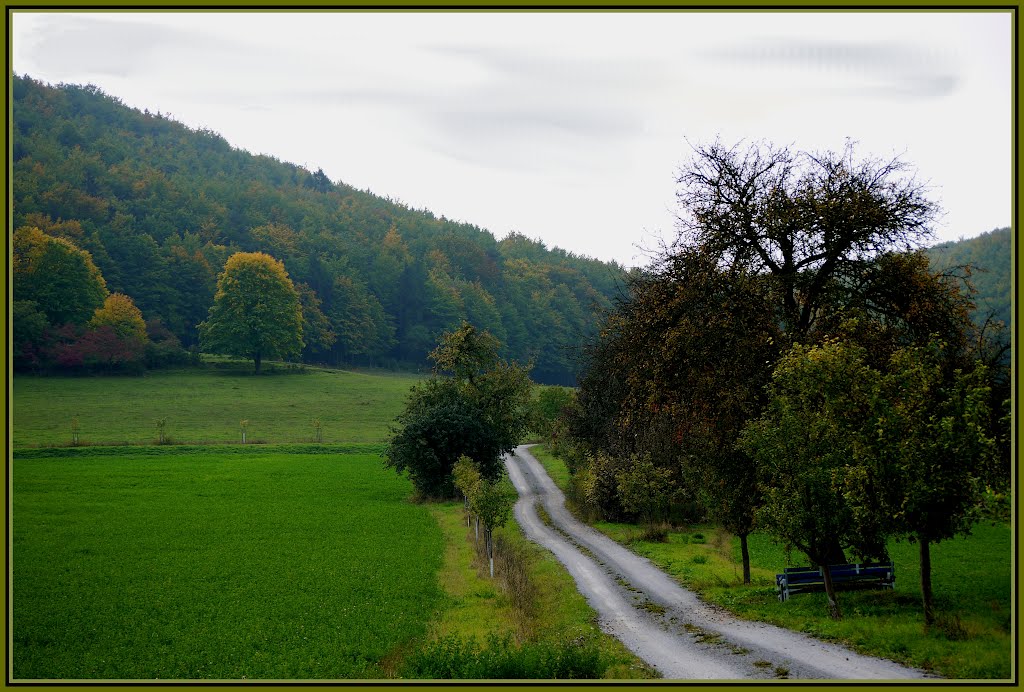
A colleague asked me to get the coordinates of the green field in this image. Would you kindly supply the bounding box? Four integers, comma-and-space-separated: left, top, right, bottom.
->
12, 363, 421, 447
12, 446, 443, 680
531, 445, 1014, 680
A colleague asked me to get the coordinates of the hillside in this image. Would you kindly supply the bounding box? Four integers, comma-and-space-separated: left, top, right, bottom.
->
12, 75, 627, 385
925, 227, 1013, 329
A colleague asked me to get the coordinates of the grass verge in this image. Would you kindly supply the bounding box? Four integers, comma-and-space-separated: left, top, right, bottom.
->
531, 444, 1013, 680
409, 500, 656, 679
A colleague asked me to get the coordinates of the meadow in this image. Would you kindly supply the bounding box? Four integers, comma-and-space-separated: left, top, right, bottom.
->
11, 367, 649, 680
12, 446, 444, 680
531, 445, 1014, 680
12, 362, 421, 447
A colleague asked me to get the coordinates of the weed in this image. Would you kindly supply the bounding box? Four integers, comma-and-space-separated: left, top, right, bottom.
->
691, 555, 708, 565
682, 623, 722, 646
401, 633, 607, 679
312, 418, 323, 443
638, 599, 666, 616
752, 659, 772, 668
933, 613, 969, 641
70, 416, 80, 446
640, 524, 669, 543
774, 666, 790, 678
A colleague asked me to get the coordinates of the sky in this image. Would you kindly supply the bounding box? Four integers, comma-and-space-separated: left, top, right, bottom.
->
11, 10, 1013, 267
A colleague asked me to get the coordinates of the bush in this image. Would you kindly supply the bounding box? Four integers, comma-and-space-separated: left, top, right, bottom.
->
47, 324, 145, 373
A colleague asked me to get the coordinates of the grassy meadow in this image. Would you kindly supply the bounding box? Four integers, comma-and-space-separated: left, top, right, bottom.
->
12, 362, 421, 447
11, 366, 650, 680
13, 446, 444, 680
531, 445, 1015, 680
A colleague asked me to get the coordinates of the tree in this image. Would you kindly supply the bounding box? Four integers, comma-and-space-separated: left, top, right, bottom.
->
199, 251, 303, 373
453, 455, 516, 577
13, 225, 108, 326
564, 246, 781, 577
89, 293, 148, 344
295, 282, 337, 360
738, 340, 887, 620
843, 342, 995, 628
384, 323, 533, 498
674, 139, 937, 336
13, 300, 51, 371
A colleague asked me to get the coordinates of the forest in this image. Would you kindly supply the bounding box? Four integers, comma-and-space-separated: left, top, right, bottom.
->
10, 75, 1010, 386
11, 75, 628, 385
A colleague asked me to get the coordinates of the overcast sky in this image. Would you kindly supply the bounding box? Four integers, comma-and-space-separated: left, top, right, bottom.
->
12, 10, 1013, 267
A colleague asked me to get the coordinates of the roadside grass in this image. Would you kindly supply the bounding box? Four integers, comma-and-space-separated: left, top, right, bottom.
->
414, 500, 656, 680
531, 444, 1013, 680
12, 363, 420, 447
12, 447, 443, 680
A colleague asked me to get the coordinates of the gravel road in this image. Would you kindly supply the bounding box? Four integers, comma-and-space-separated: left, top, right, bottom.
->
505, 444, 930, 681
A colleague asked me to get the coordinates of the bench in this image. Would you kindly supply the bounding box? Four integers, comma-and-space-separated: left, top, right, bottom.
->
776, 562, 895, 602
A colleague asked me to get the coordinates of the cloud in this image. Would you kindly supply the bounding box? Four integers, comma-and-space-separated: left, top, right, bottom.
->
702, 39, 959, 99
16, 15, 233, 78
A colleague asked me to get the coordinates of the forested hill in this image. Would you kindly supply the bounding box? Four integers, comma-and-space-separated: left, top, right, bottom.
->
12, 75, 627, 385
925, 227, 1013, 330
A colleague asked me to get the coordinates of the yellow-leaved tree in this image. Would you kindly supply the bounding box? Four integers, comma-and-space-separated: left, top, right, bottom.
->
199, 252, 303, 374
89, 293, 148, 344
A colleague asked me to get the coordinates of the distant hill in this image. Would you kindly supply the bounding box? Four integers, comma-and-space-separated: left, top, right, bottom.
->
925, 227, 1013, 330
12, 75, 628, 385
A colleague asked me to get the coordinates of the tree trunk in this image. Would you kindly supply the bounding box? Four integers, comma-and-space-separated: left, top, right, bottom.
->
740, 532, 751, 584
254, 350, 262, 374
822, 537, 848, 565
475, 516, 479, 544
821, 565, 843, 621
486, 528, 494, 578
920, 537, 934, 629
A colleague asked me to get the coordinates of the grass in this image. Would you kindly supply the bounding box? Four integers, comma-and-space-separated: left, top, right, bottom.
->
12, 446, 444, 680
416, 501, 656, 679
12, 362, 421, 447
531, 444, 1013, 680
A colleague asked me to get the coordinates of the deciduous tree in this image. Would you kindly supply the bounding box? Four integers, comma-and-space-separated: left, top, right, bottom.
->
13, 225, 108, 326
844, 342, 996, 628
738, 340, 886, 620
89, 293, 148, 344
199, 251, 303, 373
385, 323, 533, 498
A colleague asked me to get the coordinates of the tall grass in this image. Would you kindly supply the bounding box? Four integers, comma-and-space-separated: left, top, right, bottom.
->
13, 448, 443, 680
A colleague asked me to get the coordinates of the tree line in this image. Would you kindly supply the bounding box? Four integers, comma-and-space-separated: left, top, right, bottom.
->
552, 140, 1011, 625
12, 75, 625, 384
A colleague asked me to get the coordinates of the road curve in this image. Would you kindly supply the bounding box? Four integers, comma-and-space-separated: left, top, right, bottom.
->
505, 445, 929, 681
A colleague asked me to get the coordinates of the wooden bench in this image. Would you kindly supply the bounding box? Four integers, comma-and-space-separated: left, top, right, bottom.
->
776, 562, 895, 602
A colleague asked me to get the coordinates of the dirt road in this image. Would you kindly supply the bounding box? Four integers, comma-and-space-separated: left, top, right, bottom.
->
505, 445, 929, 680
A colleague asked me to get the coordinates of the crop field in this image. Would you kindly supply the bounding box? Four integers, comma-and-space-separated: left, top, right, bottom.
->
531, 445, 1014, 680
12, 446, 444, 680
12, 363, 421, 447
